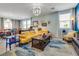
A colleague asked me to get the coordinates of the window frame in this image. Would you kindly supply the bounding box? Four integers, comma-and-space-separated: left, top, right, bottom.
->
59, 13, 72, 29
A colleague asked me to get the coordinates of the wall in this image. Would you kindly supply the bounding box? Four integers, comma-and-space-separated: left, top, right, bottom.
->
0, 18, 1, 29
32, 12, 59, 36
0, 18, 4, 30
32, 8, 75, 37
0, 8, 75, 37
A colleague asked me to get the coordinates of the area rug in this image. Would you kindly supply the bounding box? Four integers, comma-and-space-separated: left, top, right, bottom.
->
48, 39, 66, 48
0, 38, 77, 56
15, 47, 35, 56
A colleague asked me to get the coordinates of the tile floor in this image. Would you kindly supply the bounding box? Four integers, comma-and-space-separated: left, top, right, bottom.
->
0, 38, 78, 56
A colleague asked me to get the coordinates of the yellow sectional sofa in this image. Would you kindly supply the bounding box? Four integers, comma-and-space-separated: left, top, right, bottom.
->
20, 29, 48, 44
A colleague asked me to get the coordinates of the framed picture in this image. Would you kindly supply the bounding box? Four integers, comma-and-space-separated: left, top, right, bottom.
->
33, 21, 38, 27
42, 22, 47, 27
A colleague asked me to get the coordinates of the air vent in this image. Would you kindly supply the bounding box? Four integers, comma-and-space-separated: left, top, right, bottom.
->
51, 7, 55, 10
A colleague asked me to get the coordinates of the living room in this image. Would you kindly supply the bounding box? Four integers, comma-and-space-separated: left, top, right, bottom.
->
0, 3, 79, 56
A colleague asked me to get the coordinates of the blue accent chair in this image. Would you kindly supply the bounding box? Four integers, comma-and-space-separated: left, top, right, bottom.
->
6, 36, 19, 50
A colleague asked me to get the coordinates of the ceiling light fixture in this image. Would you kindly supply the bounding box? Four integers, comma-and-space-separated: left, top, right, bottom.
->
32, 4, 41, 16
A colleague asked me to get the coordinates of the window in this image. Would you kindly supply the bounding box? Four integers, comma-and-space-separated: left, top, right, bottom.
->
20, 20, 27, 29
20, 20, 31, 29
59, 13, 71, 29
4, 19, 12, 29
26, 20, 31, 28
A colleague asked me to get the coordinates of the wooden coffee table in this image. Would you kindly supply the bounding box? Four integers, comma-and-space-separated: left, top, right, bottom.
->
32, 35, 50, 51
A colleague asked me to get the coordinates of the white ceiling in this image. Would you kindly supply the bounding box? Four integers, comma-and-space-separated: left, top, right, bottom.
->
0, 3, 77, 20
